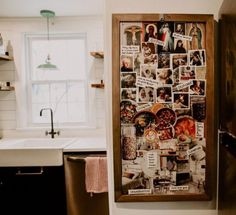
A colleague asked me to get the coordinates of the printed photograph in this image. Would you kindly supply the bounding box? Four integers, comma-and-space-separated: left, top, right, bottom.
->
143, 23, 158, 42
120, 22, 142, 46
195, 66, 206, 79
134, 53, 142, 74
121, 73, 136, 88
141, 42, 157, 64
121, 88, 137, 101
189, 49, 206, 66
156, 68, 173, 85
173, 93, 190, 109
172, 67, 180, 85
156, 86, 172, 103
179, 66, 196, 82
157, 22, 174, 53
140, 64, 157, 79
191, 96, 206, 121
186, 22, 206, 50
174, 39, 187, 53
189, 80, 206, 96
171, 53, 188, 70
120, 100, 137, 124
120, 55, 134, 72
174, 22, 185, 35
158, 53, 170, 68
138, 86, 154, 103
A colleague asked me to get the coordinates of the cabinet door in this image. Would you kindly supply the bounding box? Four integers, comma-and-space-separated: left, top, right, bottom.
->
0, 167, 67, 215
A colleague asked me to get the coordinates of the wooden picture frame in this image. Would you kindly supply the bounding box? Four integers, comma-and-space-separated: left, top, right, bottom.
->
112, 14, 215, 202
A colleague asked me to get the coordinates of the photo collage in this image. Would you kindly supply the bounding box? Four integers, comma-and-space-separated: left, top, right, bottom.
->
120, 21, 207, 195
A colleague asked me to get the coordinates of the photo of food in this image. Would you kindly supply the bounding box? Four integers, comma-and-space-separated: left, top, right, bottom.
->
120, 100, 137, 124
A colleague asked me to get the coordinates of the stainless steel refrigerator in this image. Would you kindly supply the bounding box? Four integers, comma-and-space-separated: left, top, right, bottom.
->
218, 0, 236, 214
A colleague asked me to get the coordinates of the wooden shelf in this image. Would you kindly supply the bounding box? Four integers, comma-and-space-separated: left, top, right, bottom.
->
0, 55, 13, 61
0, 86, 15, 91
91, 80, 104, 89
90, 51, 104, 58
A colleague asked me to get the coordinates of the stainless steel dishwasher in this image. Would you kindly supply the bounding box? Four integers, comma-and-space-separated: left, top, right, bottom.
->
64, 153, 109, 215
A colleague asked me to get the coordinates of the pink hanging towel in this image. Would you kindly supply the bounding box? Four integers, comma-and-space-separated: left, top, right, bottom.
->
85, 156, 108, 193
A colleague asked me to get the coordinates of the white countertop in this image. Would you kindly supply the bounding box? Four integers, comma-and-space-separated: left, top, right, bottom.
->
0, 137, 107, 166
63, 136, 107, 152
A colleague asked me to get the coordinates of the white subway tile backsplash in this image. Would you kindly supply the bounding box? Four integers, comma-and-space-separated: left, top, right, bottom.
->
0, 71, 15, 81
0, 91, 16, 100
0, 101, 16, 111
0, 61, 16, 71
0, 111, 16, 120
0, 120, 16, 130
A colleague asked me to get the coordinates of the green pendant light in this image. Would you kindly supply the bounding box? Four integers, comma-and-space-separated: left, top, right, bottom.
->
37, 10, 58, 70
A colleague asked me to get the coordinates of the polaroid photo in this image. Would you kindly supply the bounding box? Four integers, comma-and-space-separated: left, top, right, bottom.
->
121, 88, 137, 102
173, 93, 190, 110
138, 86, 154, 103
174, 22, 185, 35
189, 80, 206, 96
160, 156, 177, 170
120, 22, 142, 46
170, 53, 188, 70
158, 52, 170, 69
156, 68, 173, 85
174, 39, 187, 53
140, 64, 157, 80
121, 72, 136, 88
172, 67, 180, 85
179, 66, 196, 82
143, 23, 158, 42
191, 96, 206, 121
176, 161, 190, 173
141, 42, 157, 65
156, 86, 173, 103
186, 22, 206, 50
157, 22, 174, 53
134, 53, 143, 74
120, 55, 134, 72
142, 42, 156, 56
195, 66, 206, 79
189, 49, 206, 67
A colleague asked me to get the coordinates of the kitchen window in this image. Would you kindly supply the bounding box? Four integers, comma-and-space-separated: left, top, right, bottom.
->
25, 33, 91, 128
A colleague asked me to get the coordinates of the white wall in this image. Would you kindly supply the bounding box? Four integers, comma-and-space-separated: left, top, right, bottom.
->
0, 16, 105, 138
104, 0, 223, 215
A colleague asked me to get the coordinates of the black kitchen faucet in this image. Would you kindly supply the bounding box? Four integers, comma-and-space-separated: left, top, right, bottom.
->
40, 108, 60, 138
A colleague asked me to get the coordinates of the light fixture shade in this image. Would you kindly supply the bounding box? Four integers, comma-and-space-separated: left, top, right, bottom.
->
37, 54, 58, 70
37, 9, 58, 70
37, 62, 58, 70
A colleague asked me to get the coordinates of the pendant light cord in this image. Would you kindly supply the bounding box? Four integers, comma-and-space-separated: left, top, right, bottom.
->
47, 16, 50, 41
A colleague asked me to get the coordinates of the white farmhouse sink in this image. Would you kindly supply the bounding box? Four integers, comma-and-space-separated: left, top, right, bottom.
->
0, 138, 76, 167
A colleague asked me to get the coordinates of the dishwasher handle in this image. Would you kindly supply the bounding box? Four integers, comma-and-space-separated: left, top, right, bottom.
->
67, 156, 85, 163
15, 167, 44, 176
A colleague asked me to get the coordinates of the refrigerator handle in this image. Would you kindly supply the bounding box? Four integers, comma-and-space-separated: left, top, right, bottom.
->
219, 130, 236, 155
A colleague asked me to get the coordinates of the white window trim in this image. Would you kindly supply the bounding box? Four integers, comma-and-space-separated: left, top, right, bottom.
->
18, 32, 96, 130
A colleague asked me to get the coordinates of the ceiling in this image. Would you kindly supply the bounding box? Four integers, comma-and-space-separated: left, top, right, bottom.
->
0, 0, 104, 17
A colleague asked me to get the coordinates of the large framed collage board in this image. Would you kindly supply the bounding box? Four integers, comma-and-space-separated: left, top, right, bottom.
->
112, 14, 215, 202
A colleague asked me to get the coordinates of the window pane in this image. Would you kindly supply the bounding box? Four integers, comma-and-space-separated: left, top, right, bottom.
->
32, 103, 51, 123
68, 102, 87, 122
68, 82, 86, 102
31, 37, 86, 81
50, 83, 67, 103
32, 84, 50, 103
27, 34, 89, 126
